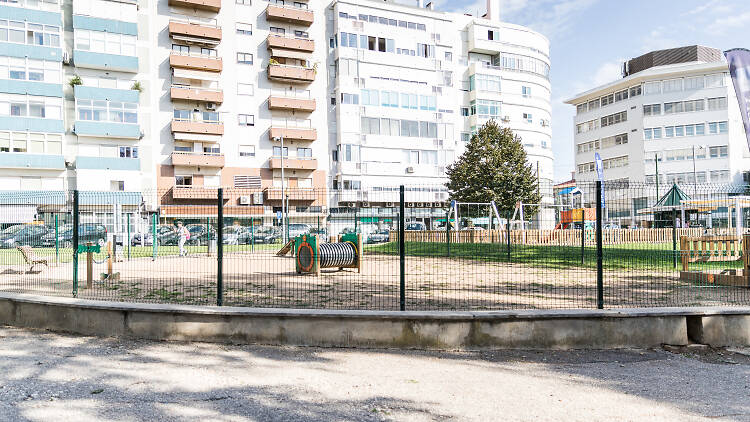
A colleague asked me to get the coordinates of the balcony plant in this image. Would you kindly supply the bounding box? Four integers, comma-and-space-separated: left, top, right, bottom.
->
68, 75, 82, 88
269, 58, 280, 66
131, 81, 143, 92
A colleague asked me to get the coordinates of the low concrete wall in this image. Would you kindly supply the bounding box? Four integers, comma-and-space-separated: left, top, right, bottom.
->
3, 292, 750, 349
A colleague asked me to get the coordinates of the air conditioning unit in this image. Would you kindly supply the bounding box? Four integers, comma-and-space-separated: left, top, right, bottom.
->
252, 193, 264, 205
501, 116, 510, 123
206, 102, 216, 110
407, 202, 415, 208
435, 112, 443, 120
406, 166, 415, 173
62, 51, 70, 65
386, 202, 395, 207
362, 202, 370, 207
238, 196, 251, 205
416, 202, 424, 208
347, 202, 356, 208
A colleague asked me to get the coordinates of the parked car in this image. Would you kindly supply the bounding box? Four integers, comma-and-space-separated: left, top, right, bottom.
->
241, 226, 281, 244
0, 224, 51, 248
131, 225, 175, 246
222, 226, 248, 245
287, 223, 311, 239
405, 222, 426, 231
186, 224, 216, 246
462, 226, 485, 231
367, 229, 390, 244
41, 223, 107, 248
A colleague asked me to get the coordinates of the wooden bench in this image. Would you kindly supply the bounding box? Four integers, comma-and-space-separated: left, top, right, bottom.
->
680, 235, 742, 271
17, 245, 48, 273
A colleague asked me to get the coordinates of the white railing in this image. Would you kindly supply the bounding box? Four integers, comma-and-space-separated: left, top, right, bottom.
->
270, 88, 311, 99
268, 62, 313, 70
171, 83, 221, 93
271, 118, 312, 128
170, 15, 218, 27
267, 32, 312, 42
171, 50, 220, 60
267, 1, 309, 11
172, 117, 222, 124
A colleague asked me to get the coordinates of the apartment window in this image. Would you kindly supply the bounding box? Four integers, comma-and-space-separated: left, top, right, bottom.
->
708, 121, 729, 134
0, 20, 59, 47
614, 89, 628, 102
461, 107, 469, 117
118, 146, 138, 158
588, 99, 600, 111
710, 170, 730, 182
297, 147, 312, 158
237, 53, 253, 64
460, 132, 470, 142
522, 86, 531, 98
75, 29, 134, 56
331, 149, 338, 162
523, 113, 532, 123
471, 74, 501, 92
445, 51, 452, 62
238, 145, 255, 157
341, 93, 359, 104
643, 104, 661, 116
172, 44, 189, 54
175, 176, 192, 187
629, 85, 642, 97
662, 78, 682, 93
237, 83, 254, 96
238, 114, 254, 126
709, 146, 728, 158
400, 120, 419, 137
236, 23, 252, 35
201, 48, 217, 57
643, 81, 661, 95
576, 103, 587, 114
269, 27, 285, 35
360, 117, 380, 135
600, 94, 614, 106
294, 30, 309, 39
236, 0, 251, 4
705, 73, 725, 88
111, 181, 125, 191
684, 76, 704, 90
600, 111, 627, 127
707, 97, 728, 110
330, 97, 336, 105
0, 57, 60, 84
272, 146, 288, 157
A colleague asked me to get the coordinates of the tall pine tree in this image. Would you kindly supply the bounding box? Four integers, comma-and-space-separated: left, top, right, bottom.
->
445, 120, 540, 217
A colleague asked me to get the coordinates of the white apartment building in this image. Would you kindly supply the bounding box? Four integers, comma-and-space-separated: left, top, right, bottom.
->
0, 0, 553, 229
566, 46, 750, 224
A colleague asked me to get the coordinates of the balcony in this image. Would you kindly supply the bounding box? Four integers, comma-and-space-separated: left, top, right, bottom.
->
170, 52, 222, 72
264, 187, 317, 201
171, 119, 224, 135
265, 4, 314, 26
266, 34, 314, 52
168, 0, 221, 12
267, 63, 315, 83
170, 85, 223, 103
268, 95, 315, 112
171, 152, 225, 167
171, 186, 219, 200
268, 157, 317, 170
169, 19, 222, 45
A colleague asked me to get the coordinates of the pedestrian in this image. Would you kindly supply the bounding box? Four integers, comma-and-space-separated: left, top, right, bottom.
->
176, 221, 189, 257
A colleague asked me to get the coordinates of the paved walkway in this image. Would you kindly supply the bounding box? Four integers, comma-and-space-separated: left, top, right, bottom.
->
1, 325, 749, 421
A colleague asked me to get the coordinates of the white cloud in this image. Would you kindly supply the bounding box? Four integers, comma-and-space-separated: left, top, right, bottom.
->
707, 11, 750, 35
592, 60, 623, 86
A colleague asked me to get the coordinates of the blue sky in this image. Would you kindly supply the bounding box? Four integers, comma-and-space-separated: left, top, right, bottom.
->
417, 0, 750, 182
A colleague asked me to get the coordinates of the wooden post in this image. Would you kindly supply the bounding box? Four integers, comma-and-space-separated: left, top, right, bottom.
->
86, 241, 93, 289
680, 236, 688, 272
106, 241, 113, 277
356, 233, 363, 273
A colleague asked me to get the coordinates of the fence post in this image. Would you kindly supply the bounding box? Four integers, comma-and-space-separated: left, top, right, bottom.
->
581, 209, 585, 265
72, 190, 79, 298
445, 208, 451, 257
399, 185, 405, 311
217, 188, 224, 306
596, 181, 603, 309
54, 214, 59, 265
151, 213, 157, 261
672, 210, 677, 269
506, 212, 511, 261
126, 213, 130, 261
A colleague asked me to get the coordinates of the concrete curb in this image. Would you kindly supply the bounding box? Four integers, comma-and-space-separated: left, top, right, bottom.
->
2, 292, 750, 349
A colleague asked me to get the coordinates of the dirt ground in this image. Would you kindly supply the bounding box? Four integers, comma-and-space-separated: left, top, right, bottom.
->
2, 250, 750, 310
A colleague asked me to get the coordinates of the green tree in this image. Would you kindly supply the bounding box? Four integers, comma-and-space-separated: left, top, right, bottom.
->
445, 120, 540, 217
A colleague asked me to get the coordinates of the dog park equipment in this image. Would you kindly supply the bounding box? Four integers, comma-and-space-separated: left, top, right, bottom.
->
294, 233, 362, 276
679, 235, 750, 287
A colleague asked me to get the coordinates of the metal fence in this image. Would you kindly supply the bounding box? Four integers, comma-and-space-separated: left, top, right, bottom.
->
1, 181, 750, 311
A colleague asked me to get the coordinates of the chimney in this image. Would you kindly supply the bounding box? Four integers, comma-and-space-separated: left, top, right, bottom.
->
486, 0, 501, 21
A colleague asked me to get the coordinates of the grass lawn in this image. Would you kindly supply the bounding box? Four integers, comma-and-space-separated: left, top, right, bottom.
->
366, 241, 744, 271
